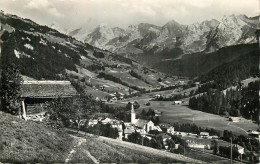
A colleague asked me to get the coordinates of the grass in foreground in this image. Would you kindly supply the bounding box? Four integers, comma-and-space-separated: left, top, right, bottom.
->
0, 112, 74, 163
68, 132, 177, 163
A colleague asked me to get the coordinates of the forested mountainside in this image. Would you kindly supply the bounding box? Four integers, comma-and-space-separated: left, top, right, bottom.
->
152, 43, 258, 79
0, 12, 179, 98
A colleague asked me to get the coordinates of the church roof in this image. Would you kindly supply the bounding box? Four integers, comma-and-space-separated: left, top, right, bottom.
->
21, 80, 78, 98
134, 119, 149, 128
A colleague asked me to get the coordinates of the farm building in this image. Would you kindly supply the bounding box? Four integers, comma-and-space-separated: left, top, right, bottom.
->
20, 80, 78, 120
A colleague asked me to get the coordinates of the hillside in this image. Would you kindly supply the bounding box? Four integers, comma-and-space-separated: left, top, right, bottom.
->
66, 129, 204, 163
0, 111, 74, 163
0, 11, 178, 99
0, 111, 204, 163
152, 43, 258, 78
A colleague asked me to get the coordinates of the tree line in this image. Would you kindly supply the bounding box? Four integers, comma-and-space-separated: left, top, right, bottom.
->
189, 81, 259, 122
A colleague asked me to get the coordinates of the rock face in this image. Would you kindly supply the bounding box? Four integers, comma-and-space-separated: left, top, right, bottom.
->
69, 14, 259, 55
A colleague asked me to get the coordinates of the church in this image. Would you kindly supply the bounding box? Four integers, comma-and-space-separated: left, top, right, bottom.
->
123, 103, 155, 138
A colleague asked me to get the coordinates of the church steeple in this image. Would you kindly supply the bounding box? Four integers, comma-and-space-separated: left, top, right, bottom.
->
131, 102, 136, 124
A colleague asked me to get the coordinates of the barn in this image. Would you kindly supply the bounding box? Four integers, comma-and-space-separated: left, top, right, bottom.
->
20, 80, 78, 120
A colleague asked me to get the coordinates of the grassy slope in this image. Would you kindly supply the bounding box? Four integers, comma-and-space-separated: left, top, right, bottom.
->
67, 130, 204, 163
0, 112, 74, 163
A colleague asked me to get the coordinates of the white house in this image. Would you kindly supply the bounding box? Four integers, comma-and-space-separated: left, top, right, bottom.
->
88, 119, 98, 127
154, 126, 163, 132
101, 118, 112, 124
229, 117, 240, 122
174, 101, 182, 105
167, 127, 175, 134
233, 144, 244, 155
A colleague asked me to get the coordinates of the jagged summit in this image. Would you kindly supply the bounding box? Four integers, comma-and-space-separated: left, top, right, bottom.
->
69, 14, 258, 55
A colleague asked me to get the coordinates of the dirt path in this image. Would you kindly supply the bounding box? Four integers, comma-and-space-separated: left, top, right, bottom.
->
65, 135, 99, 163
227, 123, 248, 135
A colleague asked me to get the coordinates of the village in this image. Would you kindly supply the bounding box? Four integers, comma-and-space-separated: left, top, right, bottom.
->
0, 3, 260, 162
18, 79, 253, 162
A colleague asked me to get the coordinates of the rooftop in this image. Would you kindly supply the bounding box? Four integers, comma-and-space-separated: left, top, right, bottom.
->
21, 80, 78, 98
134, 119, 149, 128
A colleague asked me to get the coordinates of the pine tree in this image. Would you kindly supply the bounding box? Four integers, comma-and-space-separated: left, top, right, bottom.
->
0, 64, 23, 115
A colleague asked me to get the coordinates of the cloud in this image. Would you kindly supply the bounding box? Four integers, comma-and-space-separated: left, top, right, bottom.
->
48, 7, 63, 17
26, 0, 64, 17
0, 0, 258, 30
27, 0, 51, 10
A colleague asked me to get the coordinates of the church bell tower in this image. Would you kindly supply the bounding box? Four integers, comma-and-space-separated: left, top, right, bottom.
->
131, 102, 136, 124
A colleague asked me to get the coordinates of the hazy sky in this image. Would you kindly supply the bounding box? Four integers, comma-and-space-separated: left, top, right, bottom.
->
0, 0, 259, 31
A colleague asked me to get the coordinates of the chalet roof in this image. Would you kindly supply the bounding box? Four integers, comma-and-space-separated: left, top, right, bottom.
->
200, 132, 209, 136
21, 80, 78, 98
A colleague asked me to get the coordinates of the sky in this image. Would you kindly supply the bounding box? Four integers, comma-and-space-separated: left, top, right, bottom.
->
0, 0, 259, 32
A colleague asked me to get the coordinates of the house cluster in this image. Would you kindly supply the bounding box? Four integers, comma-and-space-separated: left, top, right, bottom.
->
87, 103, 165, 140
94, 91, 126, 103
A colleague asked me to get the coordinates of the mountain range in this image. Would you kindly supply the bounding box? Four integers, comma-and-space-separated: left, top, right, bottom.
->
69, 14, 259, 56
0, 11, 258, 95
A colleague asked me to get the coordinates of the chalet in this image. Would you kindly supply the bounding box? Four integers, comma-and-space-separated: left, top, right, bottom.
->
194, 82, 200, 86
200, 132, 209, 138
154, 110, 162, 116
124, 125, 135, 139
233, 144, 244, 155
20, 80, 78, 120
229, 117, 240, 122
167, 127, 175, 134
173, 101, 182, 105
88, 119, 99, 127
156, 133, 172, 148
101, 118, 112, 124
187, 140, 205, 149
248, 130, 260, 138
154, 126, 163, 132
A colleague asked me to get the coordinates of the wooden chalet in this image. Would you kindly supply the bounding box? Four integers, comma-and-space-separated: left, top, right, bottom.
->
20, 80, 78, 119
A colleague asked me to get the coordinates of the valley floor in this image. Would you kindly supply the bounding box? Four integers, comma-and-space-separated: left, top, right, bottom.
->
112, 90, 259, 136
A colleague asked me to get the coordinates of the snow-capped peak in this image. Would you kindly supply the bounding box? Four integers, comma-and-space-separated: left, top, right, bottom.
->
69, 14, 258, 54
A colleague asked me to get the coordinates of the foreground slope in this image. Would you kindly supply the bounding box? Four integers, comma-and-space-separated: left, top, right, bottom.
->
67, 129, 205, 163
0, 112, 74, 163
0, 112, 204, 163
